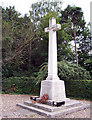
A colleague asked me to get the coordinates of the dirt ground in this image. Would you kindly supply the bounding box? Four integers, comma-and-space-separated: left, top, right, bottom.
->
0, 94, 91, 118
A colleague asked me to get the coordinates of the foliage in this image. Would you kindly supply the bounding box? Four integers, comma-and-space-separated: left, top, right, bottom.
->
65, 80, 92, 100
78, 26, 92, 74
58, 61, 91, 81
84, 58, 92, 77
2, 6, 39, 78
57, 23, 73, 61
2, 76, 39, 94
30, 0, 62, 25
2, 6, 38, 64
2, 62, 37, 78
61, 5, 85, 27
34, 61, 91, 84
60, 5, 91, 65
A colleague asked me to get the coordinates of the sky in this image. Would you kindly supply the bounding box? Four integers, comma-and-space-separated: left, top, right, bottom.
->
0, 0, 92, 24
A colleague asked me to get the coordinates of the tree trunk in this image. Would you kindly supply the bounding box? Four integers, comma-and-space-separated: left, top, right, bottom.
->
74, 28, 78, 65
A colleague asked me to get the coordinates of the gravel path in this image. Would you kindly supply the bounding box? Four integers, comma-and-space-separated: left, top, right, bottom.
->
0, 94, 91, 118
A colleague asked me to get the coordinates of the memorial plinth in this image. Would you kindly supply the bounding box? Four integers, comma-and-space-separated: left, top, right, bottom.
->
40, 17, 66, 101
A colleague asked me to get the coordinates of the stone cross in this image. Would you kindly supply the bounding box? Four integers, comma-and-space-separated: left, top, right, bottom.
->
40, 17, 66, 101
45, 17, 61, 80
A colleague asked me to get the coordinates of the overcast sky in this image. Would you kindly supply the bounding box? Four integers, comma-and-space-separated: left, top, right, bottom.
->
0, 0, 92, 24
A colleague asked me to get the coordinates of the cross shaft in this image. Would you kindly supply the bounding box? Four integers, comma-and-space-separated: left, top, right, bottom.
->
45, 17, 61, 80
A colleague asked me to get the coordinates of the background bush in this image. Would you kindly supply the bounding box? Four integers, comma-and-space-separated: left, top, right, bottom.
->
34, 61, 91, 84
65, 80, 92, 100
2, 76, 39, 94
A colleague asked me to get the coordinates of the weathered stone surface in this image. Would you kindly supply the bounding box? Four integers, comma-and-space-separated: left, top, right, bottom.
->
24, 100, 82, 112
40, 80, 66, 100
17, 99, 90, 118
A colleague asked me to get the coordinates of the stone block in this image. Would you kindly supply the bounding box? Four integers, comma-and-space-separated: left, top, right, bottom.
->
40, 80, 66, 101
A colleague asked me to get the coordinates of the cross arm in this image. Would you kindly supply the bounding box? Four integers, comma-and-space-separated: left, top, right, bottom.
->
53, 24, 61, 31
44, 24, 61, 33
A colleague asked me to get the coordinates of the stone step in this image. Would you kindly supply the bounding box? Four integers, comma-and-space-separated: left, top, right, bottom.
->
17, 103, 52, 117
24, 101, 53, 112
24, 100, 82, 112
50, 104, 90, 118
16, 103, 90, 118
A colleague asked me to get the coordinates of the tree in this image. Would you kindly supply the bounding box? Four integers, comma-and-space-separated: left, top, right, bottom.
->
61, 5, 86, 65
78, 25, 92, 75
2, 6, 38, 77
30, 0, 62, 26
2, 6, 38, 63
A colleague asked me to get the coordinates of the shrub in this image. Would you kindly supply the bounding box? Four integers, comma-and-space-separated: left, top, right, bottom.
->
34, 60, 91, 84
65, 80, 92, 100
2, 76, 39, 94
58, 61, 91, 81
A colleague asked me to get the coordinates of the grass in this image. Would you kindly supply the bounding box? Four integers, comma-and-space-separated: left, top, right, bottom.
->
30, 114, 35, 118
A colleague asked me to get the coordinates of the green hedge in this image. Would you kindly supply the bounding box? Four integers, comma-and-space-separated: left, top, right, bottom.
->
2, 77, 91, 100
65, 80, 92, 100
2, 76, 39, 94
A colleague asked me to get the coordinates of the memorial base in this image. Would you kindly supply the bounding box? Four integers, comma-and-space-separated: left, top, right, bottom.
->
40, 80, 66, 101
